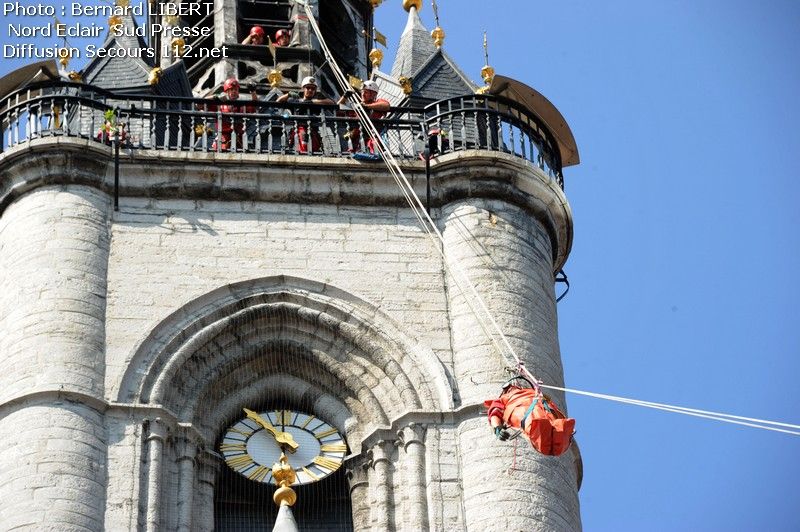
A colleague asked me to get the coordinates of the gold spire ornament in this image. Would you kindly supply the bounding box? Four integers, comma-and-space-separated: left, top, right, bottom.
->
267, 68, 283, 88
398, 76, 413, 95
369, 47, 384, 69
403, 0, 422, 12
431, 0, 444, 48
57, 48, 71, 68
370, 0, 382, 7
148, 67, 163, 85
108, 15, 122, 27
431, 26, 445, 48
116, 0, 130, 7
480, 64, 495, 85
476, 30, 494, 94
272, 453, 298, 507
171, 37, 186, 56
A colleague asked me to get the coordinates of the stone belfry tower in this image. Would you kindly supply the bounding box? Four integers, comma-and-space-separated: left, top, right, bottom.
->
0, 0, 581, 530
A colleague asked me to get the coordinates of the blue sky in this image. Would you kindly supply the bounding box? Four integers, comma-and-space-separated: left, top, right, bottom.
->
2, 1, 798, 529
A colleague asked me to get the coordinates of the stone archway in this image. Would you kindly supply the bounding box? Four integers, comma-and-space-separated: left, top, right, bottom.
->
118, 275, 452, 530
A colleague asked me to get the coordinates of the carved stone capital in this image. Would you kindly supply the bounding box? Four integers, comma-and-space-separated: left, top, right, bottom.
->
398, 422, 426, 450
145, 417, 169, 443
368, 439, 394, 467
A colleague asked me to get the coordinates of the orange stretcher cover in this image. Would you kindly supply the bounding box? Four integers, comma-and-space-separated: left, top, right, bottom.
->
485, 386, 575, 456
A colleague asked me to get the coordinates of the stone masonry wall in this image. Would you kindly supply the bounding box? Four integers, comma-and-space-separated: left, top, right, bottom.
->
0, 185, 111, 530
104, 198, 452, 402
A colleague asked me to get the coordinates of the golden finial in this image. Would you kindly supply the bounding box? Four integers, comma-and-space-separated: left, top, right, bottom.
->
57, 48, 71, 68
476, 30, 494, 93
148, 67, 163, 85
403, 0, 422, 12
480, 64, 495, 85
431, 26, 445, 48
108, 15, 122, 27
116, 0, 130, 7
267, 68, 283, 88
272, 453, 298, 507
348, 75, 363, 90
369, 47, 384, 69
370, 0, 382, 7
398, 76, 413, 95
431, 0, 444, 48
171, 37, 185, 56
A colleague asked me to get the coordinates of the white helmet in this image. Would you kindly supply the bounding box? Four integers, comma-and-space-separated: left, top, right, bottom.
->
301, 76, 317, 88
361, 80, 378, 92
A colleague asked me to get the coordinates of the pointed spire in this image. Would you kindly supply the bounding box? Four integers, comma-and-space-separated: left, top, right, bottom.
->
105, 10, 149, 55
272, 505, 299, 532
390, 2, 437, 78
271, 453, 299, 532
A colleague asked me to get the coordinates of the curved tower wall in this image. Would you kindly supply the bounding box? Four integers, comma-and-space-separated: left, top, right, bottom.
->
442, 197, 581, 530
0, 185, 110, 529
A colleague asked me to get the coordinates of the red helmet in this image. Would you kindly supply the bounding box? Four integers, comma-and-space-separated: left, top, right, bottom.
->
275, 29, 290, 41
250, 26, 265, 37
223, 78, 240, 91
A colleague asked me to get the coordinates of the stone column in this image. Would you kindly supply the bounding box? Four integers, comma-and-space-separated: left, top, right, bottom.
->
398, 423, 428, 531
144, 418, 168, 532
442, 198, 581, 531
195, 453, 221, 532
0, 185, 111, 530
176, 436, 199, 532
345, 455, 370, 531
368, 440, 393, 530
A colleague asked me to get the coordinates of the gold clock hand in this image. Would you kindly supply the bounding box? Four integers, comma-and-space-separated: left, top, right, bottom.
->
275, 431, 300, 452
243, 408, 300, 452
243, 408, 279, 436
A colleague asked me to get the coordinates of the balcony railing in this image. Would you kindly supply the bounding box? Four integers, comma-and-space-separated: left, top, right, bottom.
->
0, 81, 564, 188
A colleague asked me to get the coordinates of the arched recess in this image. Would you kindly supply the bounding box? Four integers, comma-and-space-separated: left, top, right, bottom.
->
118, 276, 452, 530
119, 274, 454, 445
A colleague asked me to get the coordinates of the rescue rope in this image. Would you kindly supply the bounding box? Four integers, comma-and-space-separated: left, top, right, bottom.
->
539, 383, 800, 436
297, 0, 800, 438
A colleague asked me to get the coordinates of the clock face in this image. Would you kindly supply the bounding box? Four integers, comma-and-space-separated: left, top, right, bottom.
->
220, 409, 347, 485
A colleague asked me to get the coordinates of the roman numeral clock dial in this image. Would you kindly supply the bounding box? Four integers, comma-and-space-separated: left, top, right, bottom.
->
220, 409, 347, 485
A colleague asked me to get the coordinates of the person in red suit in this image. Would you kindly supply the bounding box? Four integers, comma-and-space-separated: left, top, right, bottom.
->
200, 78, 258, 151
338, 80, 390, 154
275, 29, 291, 47
242, 26, 265, 45
484, 378, 575, 456
276, 76, 334, 154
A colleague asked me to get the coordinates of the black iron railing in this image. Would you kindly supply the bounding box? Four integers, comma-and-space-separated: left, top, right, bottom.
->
0, 81, 564, 187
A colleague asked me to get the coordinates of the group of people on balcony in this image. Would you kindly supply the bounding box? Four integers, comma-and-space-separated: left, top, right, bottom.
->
193, 74, 390, 155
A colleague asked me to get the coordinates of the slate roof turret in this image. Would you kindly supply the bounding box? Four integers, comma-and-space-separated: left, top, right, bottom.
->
386, 5, 477, 106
